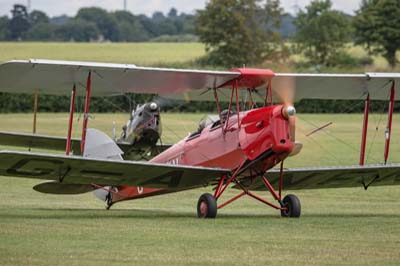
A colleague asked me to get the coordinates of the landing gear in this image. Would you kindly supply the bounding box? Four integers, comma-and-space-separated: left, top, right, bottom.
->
105, 192, 113, 210
197, 159, 302, 218
197, 193, 217, 218
280, 194, 301, 218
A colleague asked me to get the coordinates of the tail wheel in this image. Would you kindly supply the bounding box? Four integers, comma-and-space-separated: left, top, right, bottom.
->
281, 194, 301, 218
197, 193, 217, 218
105, 192, 113, 210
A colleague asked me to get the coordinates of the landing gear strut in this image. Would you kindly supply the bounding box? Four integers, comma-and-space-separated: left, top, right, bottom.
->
197, 160, 301, 218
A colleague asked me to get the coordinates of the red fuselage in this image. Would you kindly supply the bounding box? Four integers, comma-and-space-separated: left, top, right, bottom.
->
111, 105, 294, 203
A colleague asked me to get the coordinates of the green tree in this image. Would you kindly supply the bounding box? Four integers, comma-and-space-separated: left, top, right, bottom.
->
27, 23, 55, 40
195, 0, 285, 68
29, 10, 49, 25
76, 7, 118, 41
168, 8, 178, 18
8, 4, 30, 40
0, 16, 9, 40
55, 19, 99, 42
113, 11, 149, 41
353, 0, 400, 67
293, 0, 352, 66
26, 10, 52, 40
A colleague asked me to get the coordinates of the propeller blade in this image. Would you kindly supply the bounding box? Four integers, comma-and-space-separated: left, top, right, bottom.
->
288, 116, 296, 142
273, 76, 295, 107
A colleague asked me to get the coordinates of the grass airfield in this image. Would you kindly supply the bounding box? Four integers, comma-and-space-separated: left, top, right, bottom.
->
0, 42, 205, 66
1, 112, 400, 266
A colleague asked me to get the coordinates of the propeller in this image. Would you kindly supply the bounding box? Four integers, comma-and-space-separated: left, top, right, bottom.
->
273, 77, 296, 143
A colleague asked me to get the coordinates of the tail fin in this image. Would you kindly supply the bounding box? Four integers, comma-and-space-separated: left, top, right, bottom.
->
83, 128, 124, 203
84, 128, 124, 160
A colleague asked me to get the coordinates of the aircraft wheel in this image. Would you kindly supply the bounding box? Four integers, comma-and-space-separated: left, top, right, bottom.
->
197, 193, 217, 218
105, 192, 113, 210
280, 194, 301, 218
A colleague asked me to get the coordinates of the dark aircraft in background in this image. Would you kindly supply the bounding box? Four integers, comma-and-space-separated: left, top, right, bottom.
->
117, 102, 169, 160
0, 101, 168, 160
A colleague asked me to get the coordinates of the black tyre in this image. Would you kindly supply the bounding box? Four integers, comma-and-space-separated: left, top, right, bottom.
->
105, 192, 113, 210
281, 194, 301, 218
197, 193, 217, 218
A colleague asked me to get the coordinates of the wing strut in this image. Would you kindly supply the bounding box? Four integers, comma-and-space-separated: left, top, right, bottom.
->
384, 81, 395, 164
33, 89, 38, 134
66, 84, 76, 155
359, 94, 370, 166
81, 71, 92, 154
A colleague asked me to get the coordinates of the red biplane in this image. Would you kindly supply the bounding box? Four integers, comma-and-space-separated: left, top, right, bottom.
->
0, 59, 399, 218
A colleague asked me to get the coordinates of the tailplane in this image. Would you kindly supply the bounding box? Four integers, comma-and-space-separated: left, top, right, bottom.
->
83, 129, 124, 206
84, 128, 124, 160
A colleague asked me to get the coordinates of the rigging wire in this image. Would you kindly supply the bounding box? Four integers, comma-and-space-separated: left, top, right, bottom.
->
101, 96, 130, 113
297, 96, 370, 165
298, 79, 394, 165
297, 125, 346, 165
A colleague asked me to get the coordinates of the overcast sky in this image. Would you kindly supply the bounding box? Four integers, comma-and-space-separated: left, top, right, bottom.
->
0, 0, 362, 17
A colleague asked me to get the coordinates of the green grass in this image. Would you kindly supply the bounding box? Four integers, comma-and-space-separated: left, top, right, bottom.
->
1, 42, 398, 72
0, 42, 205, 66
1, 112, 400, 265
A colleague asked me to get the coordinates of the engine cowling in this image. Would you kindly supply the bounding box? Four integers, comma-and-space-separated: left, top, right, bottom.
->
239, 105, 294, 160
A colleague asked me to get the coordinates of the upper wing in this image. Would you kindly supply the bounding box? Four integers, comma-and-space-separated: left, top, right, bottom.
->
0, 59, 239, 96
0, 150, 228, 189
240, 164, 400, 191
273, 73, 400, 101
0, 59, 399, 101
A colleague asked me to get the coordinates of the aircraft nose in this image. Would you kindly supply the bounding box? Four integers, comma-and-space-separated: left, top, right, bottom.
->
281, 105, 296, 119
150, 102, 158, 111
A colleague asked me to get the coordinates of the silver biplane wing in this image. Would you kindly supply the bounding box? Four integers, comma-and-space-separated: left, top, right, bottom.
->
273, 73, 400, 101
0, 150, 228, 189
0, 130, 171, 158
0, 59, 240, 96
0, 130, 82, 154
238, 164, 400, 191
0, 59, 399, 101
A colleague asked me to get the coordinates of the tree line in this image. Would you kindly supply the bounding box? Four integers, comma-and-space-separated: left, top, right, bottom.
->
1, 1, 399, 68
0, 4, 197, 42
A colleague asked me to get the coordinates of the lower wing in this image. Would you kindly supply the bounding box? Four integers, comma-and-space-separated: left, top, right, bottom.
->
0, 150, 228, 190
240, 164, 400, 191
0, 130, 81, 154
0, 131, 170, 158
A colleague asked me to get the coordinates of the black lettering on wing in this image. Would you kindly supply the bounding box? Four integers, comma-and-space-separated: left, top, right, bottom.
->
7, 158, 64, 176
